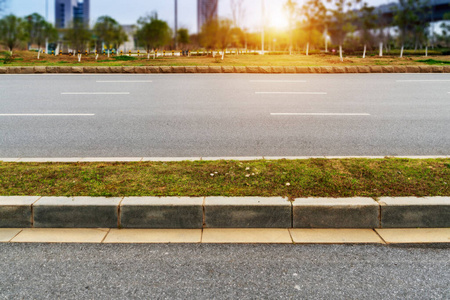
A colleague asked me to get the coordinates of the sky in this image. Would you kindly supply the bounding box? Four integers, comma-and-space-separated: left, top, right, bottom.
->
3, 0, 389, 33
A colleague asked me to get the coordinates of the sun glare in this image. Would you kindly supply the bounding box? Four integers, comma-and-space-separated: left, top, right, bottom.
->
268, 9, 289, 30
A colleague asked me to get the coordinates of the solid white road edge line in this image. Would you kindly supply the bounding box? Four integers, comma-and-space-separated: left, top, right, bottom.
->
397, 80, 450, 82
61, 92, 130, 95
250, 80, 307, 83
270, 113, 371, 116
96, 81, 153, 83
0, 114, 95, 116
2, 156, 449, 162
256, 92, 327, 95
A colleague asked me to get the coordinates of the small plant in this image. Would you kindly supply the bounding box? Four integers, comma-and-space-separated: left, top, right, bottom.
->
113, 55, 136, 61
2, 52, 14, 64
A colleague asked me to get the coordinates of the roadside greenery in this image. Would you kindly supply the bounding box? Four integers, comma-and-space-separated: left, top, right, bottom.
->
0, 159, 448, 197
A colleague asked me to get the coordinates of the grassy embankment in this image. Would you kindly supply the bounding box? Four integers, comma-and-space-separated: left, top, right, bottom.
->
1, 159, 449, 198
1, 50, 450, 67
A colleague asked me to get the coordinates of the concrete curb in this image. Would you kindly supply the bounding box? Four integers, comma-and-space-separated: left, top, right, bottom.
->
1, 65, 450, 74
0, 196, 448, 229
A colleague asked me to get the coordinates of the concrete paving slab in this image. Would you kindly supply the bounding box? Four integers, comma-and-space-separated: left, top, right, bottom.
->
379, 197, 450, 228
202, 228, 292, 243
201, 157, 263, 161
33, 197, 122, 228
16, 158, 81, 162
11, 228, 109, 243
289, 229, 384, 244
0, 229, 22, 242
0, 196, 39, 228
141, 157, 201, 162
120, 197, 203, 229
293, 197, 379, 228
204, 197, 291, 228
375, 228, 450, 244
0, 158, 20, 162
104, 229, 202, 243
78, 157, 142, 162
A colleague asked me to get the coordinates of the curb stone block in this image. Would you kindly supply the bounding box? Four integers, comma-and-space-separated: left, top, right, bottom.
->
394, 66, 407, 73
120, 197, 203, 229
160, 66, 172, 73
234, 66, 246, 73
209, 66, 222, 73
33, 197, 121, 228
369, 66, 382, 73
418, 65, 432, 73
406, 66, 420, 73
0, 67, 7, 74
431, 66, 443, 73
293, 198, 380, 228
7, 67, 21, 74
357, 66, 370, 73
260, 66, 271, 73
147, 66, 161, 73
0, 196, 39, 228
22, 67, 34, 74
246, 66, 260, 73
379, 197, 450, 228
444, 66, 450, 73
58, 66, 72, 73
71, 66, 83, 73
83, 66, 96, 73
172, 66, 185, 73
320, 66, 333, 73
34, 66, 46, 73
197, 66, 209, 73
332, 66, 346, 73
204, 197, 291, 228
271, 66, 284, 73
123, 66, 135, 73
381, 66, 394, 73
134, 67, 148, 73
345, 66, 358, 73
222, 66, 235, 73
96, 67, 110, 73
109, 66, 123, 73
296, 66, 309, 73
284, 66, 296, 73
45, 67, 58, 73
184, 66, 197, 73
309, 66, 321, 73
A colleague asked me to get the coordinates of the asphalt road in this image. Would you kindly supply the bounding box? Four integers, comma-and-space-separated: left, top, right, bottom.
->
0, 243, 448, 299
1, 73, 449, 157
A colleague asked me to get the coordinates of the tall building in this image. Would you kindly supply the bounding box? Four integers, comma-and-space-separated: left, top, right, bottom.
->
197, 0, 218, 32
55, 0, 90, 29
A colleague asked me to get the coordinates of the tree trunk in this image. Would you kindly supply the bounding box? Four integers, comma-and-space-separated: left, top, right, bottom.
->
363, 44, 366, 59
222, 50, 225, 60
379, 42, 383, 57
306, 42, 309, 56
425, 46, 428, 57
339, 45, 343, 62
37, 48, 41, 60
400, 45, 404, 58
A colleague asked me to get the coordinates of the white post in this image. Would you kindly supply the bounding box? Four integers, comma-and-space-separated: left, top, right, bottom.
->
379, 42, 383, 57
95, 54, 99, 61
222, 51, 224, 60
306, 42, 309, 56
37, 48, 41, 60
339, 45, 343, 62
400, 45, 404, 58
425, 46, 428, 57
363, 44, 366, 59
78, 53, 81, 62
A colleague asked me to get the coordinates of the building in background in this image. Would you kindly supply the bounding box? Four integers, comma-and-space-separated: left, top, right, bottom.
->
55, 0, 90, 29
197, 0, 218, 32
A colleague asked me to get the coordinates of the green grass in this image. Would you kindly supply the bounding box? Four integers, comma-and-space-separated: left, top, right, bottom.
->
416, 59, 450, 65
0, 158, 448, 198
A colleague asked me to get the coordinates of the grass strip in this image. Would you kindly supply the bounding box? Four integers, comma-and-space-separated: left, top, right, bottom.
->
0, 159, 448, 198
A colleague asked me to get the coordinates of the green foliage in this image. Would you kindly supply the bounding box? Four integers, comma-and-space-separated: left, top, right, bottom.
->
25, 13, 58, 48
327, 0, 358, 46
63, 19, 92, 52
416, 59, 450, 65
394, 0, 431, 47
113, 55, 136, 61
0, 14, 27, 52
199, 18, 233, 50
359, 3, 377, 46
93, 15, 128, 51
177, 28, 190, 47
136, 12, 172, 51
300, 0, 327, 48
2, 51, 14, 64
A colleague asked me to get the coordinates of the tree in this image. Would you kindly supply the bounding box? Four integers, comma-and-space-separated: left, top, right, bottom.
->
64, 19, 92, 53
199, 18, 232, 58
136, 12, 172, 53
93, 16, 127, 54
0, 14, 26, 55
438, 13, 450, 48
284, 0, 298, 55
230, 0, 246, 28
177, 28, 190, 48
301, 0, 326, 55
24, 13, 58, 52
358, 3, 376, 58
327, 0, 359, 61
394, 0, 430, 57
